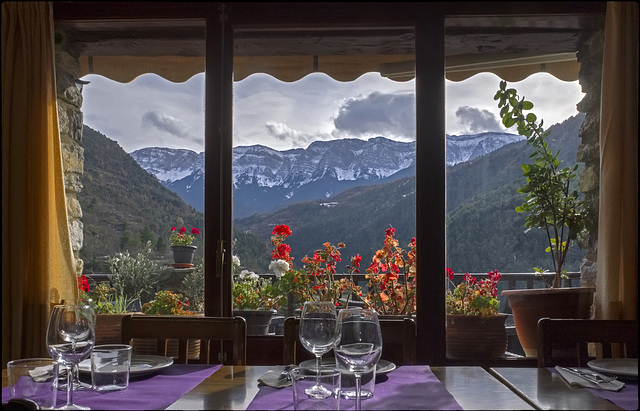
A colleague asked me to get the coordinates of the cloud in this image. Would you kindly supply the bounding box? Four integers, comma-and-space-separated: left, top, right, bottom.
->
454, 106, 502, 134
332, 91, 415, 139
264, 121, 330, 148
141, 110, 194, 141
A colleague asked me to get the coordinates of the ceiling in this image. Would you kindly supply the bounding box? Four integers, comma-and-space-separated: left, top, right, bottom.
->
54, 7, 605, 83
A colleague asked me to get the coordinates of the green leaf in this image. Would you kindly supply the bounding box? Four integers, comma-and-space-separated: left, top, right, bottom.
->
522, 101, 534, 110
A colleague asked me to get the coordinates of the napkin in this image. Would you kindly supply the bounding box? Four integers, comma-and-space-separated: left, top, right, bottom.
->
555, 366, 625, 391
258, 365, 296, 388
28, 365, 59, 382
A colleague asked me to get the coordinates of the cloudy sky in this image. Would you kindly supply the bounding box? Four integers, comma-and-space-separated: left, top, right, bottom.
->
80, 71, 584, 154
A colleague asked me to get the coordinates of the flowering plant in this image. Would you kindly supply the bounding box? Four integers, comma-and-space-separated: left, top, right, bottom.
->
142, 290, 197, 315
268, 224, 362, 308
169, 226, 200, 246
363, 228, 416, 315
232, 269, 279, 310
446, 268, 502, 315
77, 275, 134, 314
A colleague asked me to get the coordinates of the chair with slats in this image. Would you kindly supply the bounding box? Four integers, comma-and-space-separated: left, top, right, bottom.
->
536, 317, 638, 367
283, 316, 417, 365
121, 315, 247, 365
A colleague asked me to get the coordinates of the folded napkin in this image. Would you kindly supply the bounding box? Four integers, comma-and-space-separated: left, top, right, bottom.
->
555, 366, 625, 391
28, 365, 58, 382
258, 365, 296, 388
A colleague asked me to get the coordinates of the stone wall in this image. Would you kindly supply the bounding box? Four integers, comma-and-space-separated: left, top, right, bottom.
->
55, 46, 84, 278
575, 30, 604, 287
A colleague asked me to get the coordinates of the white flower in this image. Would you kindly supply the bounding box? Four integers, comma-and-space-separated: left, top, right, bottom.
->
269, 259, 289, 278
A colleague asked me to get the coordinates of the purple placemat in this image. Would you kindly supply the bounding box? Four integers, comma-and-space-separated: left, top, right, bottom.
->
247, 365, 463, 410
3, 364, 221, 410
549, 367, 638, 411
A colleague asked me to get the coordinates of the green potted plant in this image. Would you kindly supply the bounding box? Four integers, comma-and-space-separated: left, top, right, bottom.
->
445, 269, 507, 359
232, 268, 279, 335
135, 290, 201, 359
494, 80, 595, 357
169, 226, 200, 267
78, 276, 136, 345
363, 227, 416, 316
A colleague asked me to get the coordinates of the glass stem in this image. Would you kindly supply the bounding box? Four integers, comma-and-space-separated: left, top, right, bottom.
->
315, 355, 322, 385
66, 364, 74, 406
354, 372, 362, 411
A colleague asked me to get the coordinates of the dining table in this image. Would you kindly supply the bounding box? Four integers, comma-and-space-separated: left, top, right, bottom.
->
2, 363, 637, 410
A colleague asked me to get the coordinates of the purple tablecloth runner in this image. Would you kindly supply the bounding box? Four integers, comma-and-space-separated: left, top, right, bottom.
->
3, 364, 221, 410
549, 368, 638, 411
247, 365, 463, 410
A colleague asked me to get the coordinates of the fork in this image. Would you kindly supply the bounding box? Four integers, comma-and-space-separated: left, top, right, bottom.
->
561, 367, 618, 384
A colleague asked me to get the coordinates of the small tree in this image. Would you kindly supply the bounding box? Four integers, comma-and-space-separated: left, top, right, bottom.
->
494, 81, 588, 288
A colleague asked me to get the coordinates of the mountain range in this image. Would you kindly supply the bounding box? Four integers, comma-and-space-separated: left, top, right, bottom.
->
131, 131, 524, 219
78, 113, 585, 274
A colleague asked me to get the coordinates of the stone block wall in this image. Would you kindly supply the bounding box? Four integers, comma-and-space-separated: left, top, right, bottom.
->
55, 47, 84, 278
575, 30, 604, 287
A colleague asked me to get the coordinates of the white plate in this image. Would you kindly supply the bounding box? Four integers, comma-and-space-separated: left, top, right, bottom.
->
587, 358, 638, 378
300, 359, 396, 375
78, 355, 173, 377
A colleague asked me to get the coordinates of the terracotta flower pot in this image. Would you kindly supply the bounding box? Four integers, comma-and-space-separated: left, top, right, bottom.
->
446, 314, 508, 359
501, 287, 595, 357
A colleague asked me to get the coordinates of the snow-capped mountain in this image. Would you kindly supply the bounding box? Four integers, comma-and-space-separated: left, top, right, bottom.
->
130, 132, 521, 218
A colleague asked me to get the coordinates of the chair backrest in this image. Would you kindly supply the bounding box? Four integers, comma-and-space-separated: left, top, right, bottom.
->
283, 316, 417, 365
536, 317, 638, 367
121, 315, 246, 365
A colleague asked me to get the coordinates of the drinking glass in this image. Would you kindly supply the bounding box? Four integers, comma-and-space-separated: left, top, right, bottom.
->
334, 308, 382, 411
46, 304, 96, 410
298, 301, 338, 399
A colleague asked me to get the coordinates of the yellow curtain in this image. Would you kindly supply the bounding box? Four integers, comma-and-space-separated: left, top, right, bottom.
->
595, 2, 639, 320
2, 1, 77, 365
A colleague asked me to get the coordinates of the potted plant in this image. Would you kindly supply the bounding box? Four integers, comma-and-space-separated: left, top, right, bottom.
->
77, 275, 136, 345
169, 226, 200, 267
494, 81, 595, 356
135, 290, 201, 359
363, 227, 416, 316
232, 268, 279, 335
445, 269, 507, 359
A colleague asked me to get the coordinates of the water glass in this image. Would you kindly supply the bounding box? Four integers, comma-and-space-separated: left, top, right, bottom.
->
7, 358, 58, 409
338, 365, 376, 399
291, 366, 341, 410
91, 344, 132, 391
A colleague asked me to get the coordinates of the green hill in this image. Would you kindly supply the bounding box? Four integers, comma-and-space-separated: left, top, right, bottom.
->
78, 126, 204, 272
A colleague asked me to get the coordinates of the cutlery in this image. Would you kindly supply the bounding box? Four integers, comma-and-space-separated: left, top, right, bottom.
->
277, 365, 293, 383
560, 367, 618, 384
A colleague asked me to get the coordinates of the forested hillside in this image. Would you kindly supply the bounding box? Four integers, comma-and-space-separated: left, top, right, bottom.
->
78, 126, 204, 272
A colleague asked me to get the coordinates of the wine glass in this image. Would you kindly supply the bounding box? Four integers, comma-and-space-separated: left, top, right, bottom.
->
334, 308, 382, 411
298, 301, 338, 399
47, 304, 96, 410
60, 298, 94, 391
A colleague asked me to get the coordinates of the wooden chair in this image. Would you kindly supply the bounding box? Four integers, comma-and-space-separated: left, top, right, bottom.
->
121, 315, 247, 365
283, 316, 417, 365
536, 317, 638, 367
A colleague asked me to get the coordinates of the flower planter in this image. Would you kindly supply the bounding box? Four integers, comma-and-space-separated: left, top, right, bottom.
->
446, 314, 508, 359
501, 287, 595, 357
233, 309, 276, 336
96, 313, 133, 345
171, 245, 196, 265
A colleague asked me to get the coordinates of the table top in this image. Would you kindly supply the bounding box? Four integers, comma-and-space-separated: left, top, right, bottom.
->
165, 365, 534, 410
490, 367, 631, 410
4, 365, 633, 410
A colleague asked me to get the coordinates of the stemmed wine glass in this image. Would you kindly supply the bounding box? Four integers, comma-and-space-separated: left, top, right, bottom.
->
334, 308, 382, 411
298, 301, 338, 399
46, 304, 96, 410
